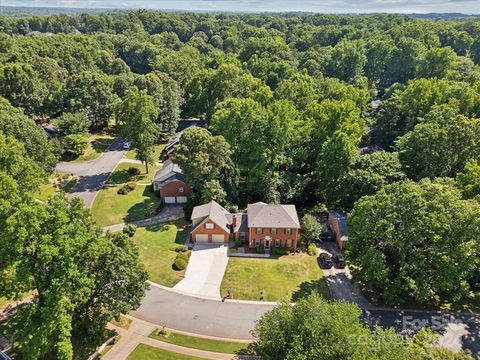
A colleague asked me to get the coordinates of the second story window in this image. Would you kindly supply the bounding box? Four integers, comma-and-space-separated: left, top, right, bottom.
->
205, 223, 214, 230
270, 228, 277, 235
256, 228, 263, 235
179, 187, 184, 193
285, 228, 292, 235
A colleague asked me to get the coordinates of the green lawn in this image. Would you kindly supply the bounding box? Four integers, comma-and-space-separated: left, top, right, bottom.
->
125, 144, 166, 161
149, 330, 248, 354
131, 224, 188, 287
108, 163, 161, 185
35, 174, 78, 202
127, 344, 206, 360
64, 134, 114, 163
220, 255, 331, 302
36, 180, 58, 202
92, 185, 161, 227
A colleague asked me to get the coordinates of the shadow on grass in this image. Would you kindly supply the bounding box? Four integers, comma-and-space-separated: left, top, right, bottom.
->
108, 169, 146, 184
291, 280, 331, 302
124, 187, 160, 223
143, 223, 187, 245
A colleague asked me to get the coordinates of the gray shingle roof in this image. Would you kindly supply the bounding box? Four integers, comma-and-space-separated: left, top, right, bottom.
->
191, 200, 231, 233
152, 160, 185, 186
227, 213, 248, 233
329, 211, 348, 240
247, 203, 300, 229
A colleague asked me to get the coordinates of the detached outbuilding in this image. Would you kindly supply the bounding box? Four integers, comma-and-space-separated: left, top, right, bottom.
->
328, 211, 348, 250
152, 160, 192, 204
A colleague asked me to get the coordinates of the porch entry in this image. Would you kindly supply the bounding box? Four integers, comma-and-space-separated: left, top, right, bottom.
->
264, 236, 272, 250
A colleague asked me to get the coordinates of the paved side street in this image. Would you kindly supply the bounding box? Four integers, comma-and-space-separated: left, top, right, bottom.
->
132, 283, 276, 341
55, 139, 126, 208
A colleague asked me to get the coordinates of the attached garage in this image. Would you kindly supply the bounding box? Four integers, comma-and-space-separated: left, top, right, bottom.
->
211, 234, 225, 243
164, 196, 187, 204
195, 234, 209, 243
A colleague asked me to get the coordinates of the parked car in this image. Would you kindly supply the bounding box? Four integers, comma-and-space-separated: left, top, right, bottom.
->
318, 253, 333, 269
123, 141, 132, 149
332, 254, 346, 268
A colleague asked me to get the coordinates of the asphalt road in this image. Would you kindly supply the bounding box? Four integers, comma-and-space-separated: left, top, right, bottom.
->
55, 139, 126, 208
365, 308, 480, 358
131, 283, 275, 340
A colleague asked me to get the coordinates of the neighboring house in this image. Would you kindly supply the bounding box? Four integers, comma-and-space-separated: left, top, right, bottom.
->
190, 200, 301, 251
166, 119, 209, 157
152, 160, 192, 204
328, 211, 348, 250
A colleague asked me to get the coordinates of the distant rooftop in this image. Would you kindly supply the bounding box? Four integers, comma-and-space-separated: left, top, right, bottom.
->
176, 118, 209, 133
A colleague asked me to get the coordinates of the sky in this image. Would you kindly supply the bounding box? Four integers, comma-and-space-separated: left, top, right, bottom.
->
0, 0, 479, 14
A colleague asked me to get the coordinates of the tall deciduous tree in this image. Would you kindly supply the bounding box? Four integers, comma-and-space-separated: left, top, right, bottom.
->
347, 179, 480, 305
116, 88, 160, 173
0, 131, 43, 192
303, 99, 364, 171
0, 97, 57, 173
338, 151, 406, 211
0, 184, 148, 359
66, 71, 118, 130
315, 131, 358, 207
252, 292, 469, 360
174, 127, 236, 202
396, 107, 480, 180
456, 159, 480, 202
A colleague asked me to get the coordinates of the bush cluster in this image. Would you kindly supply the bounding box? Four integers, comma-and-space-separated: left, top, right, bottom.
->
272, 247, 290, 256
117, 186, 128, 195
173, 251, 189, 270
175, 245, 188, 252
255, 246, 265, 254
235, 239, 243, 247
128, 167, 141, 175
307, 243, 317, 256
123, 224, 137, 237
126, 182, 137, 191
117, 182, 137, 195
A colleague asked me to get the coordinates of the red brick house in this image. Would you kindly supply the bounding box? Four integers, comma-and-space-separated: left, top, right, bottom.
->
152, 160, 192, 204
191, 201, 300, 251
328, 211, 348, 250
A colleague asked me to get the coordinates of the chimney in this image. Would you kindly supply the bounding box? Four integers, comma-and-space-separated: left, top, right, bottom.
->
232, 214, 237, 231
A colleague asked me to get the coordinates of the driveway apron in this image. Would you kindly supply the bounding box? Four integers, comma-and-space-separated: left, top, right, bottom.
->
174, 244, 229, 299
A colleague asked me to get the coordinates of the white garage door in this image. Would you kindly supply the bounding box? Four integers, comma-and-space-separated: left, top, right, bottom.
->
164, 197, 176, 204
211, 234, 225, 243
176, 196, 188, 203
195, 234, 209, 243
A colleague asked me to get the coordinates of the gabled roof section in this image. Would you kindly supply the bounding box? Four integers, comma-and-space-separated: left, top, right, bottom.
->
152, 160, 185, 185
191, 200, 231, 233
247, 203, 300, 229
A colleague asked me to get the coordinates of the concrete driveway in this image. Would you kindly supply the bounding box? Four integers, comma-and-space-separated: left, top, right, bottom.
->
55, 139, 126, 208
318, 242, 371, 308
173, 244, 229, 299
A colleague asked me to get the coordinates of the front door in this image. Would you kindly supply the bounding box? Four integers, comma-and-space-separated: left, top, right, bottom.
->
264, 239, 271, 249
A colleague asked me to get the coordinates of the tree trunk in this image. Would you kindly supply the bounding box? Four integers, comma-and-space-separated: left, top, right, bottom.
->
145, 161, 149, 174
